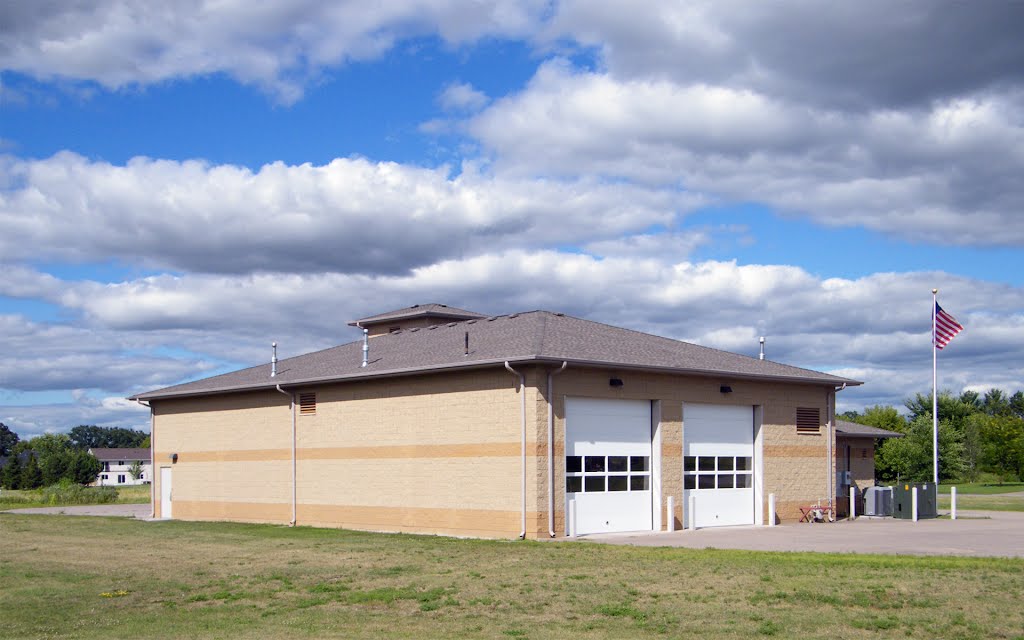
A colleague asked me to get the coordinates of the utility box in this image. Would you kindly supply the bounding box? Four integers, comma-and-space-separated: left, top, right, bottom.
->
893, 482, 938, 519
864, 486, 893, 516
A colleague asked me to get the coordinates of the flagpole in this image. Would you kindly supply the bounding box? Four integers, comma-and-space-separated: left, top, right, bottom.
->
932, 288, 939, 486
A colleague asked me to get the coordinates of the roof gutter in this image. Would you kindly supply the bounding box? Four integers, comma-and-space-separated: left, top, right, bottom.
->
827, 383, 848, 511
275, 384, 297, 527
504, 361, 527, 540
546, 362, 567, 537
133, 357, 861, 403
135, 399, 154, 519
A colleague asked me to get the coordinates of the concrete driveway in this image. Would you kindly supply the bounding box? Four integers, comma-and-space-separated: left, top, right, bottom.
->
3, 503, 150, 518
580, 510, 1024, 558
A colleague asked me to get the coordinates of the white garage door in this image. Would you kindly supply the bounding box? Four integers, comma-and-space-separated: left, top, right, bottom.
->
683, 403, 755, 528
565, 397, 653, 535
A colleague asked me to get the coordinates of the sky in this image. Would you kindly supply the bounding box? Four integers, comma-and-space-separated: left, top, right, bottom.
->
1, 0, 1023, 439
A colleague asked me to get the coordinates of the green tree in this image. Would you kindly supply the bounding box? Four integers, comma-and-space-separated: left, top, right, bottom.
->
1, 453, 22, 489
1010, 391, 1024, 420
875, 415, 964, 483
128, 460, 144, 482
982, 389, 1012, 417
20, 454, 43, 489
68, 425, 148, 450
69, 451, 103, 485
905, 392, 976, 432
0, 423, 19, 457
978, 414, 1024, 482
854, 405, 907, 433
139, 435, 151, 449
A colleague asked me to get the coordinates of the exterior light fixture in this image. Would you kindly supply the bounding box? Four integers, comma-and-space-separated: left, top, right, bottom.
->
609, 378, 624, 387
169, 453, 178, 463
720, 385, 733, 393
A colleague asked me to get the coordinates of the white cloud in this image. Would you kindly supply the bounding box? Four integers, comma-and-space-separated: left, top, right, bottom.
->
0, 152, 705, 275
438, 81, 489, 112
4, 254, 1021, 405
0, 0, 550, 103
468, 62, 1024, 247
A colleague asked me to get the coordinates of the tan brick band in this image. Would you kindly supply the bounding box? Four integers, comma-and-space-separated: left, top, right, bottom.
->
159, 442, 527, 463
763, 445, 824, 458
173, 500, 546, 538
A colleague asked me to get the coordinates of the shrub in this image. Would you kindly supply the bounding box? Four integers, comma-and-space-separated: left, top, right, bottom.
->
40, 479, 119, 505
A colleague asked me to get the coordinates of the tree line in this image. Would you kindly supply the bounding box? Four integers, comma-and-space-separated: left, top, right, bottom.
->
0, 424, 149, 490
839, 388, 1024, 483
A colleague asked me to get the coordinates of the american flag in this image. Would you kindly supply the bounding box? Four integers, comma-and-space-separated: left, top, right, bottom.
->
934, 302, 964, 350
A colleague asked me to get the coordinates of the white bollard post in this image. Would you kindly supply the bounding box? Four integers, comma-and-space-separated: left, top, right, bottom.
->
912, 486, 918, 522
951, 486, 957, 520
666, 495, 675, 532
850, 485, 857, 520
768, 493, 776, 527
688, 493, 697, 531
568, 498, 577, 537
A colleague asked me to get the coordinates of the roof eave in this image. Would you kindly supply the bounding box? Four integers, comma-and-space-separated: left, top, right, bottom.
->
131, 355, 860, 402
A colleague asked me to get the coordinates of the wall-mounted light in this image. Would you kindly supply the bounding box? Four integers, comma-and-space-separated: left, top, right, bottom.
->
720, 385, 733, 394
169, 453, 178, 463
609, 378, 624, 388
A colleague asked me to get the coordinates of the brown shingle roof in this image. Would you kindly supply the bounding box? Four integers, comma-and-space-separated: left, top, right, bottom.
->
89, 448, 151, 462
348, 303, 487, 327
135, 310, 861, 400
835, 420, 904, 439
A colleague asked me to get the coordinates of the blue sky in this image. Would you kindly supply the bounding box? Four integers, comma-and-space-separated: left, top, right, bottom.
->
1, 1, 1023, 438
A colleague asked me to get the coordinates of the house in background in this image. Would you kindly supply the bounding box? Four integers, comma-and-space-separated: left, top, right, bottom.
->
133, 303, 862, 537
89, 447, 152, 486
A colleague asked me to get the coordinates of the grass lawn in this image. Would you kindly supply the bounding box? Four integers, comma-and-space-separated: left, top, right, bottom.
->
0, 484, 150, 511
939, 494, 1024, 512
2, 515, 1023, 639
937, 482, 1024, 495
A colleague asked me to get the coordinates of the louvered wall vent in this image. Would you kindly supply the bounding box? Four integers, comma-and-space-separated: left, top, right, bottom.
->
796, 407, 821, 434
299, 392, 317, 416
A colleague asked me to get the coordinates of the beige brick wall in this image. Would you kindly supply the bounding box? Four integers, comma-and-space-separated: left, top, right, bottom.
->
837, 436, 876, 491
153, 364, 836, 536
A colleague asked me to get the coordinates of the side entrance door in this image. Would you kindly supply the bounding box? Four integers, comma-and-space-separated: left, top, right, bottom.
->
160, 467, 173, 519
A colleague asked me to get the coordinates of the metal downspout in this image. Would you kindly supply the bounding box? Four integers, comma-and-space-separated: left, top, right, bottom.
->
136, 399, 153, 518
505, 361, 527, 539
829, 383, 847, 509
275, 385, 296, 526
546, 362, 567, 537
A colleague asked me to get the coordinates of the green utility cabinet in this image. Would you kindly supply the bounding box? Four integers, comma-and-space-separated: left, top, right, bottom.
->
893, 482, 938, 519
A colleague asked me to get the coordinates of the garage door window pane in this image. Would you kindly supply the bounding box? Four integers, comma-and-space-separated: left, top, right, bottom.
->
684, 456, 696, 472
566, 477, 582, 493
608, 476, 628, 491
631, 475, 649, 491
735, 474, 752, 488
566, 456, 582, 473
585, 476, 605, 492
630, 456, 649, 472
718, 474, 734, 489
736, 457, 751, 471
585, 456, 605, 473
608, 456, 628, 472
698, 457, 715, 471
698, 474, 715, 489
684, 475, 696, 490
717, 456, 734, 471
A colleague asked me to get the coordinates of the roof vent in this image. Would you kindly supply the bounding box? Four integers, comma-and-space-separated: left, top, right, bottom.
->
447, 322, 457, 327
467, 319, 476, 324
487, 316, 498, 322
759, 336, 765, 360
508, 313, 519, 319
554, 312, 565, 317
271, 342, 278, 377
410, 327, 420, 332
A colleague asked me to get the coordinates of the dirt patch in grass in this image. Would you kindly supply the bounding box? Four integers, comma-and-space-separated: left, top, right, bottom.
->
1, 514, 1022, 639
